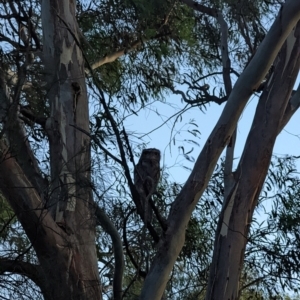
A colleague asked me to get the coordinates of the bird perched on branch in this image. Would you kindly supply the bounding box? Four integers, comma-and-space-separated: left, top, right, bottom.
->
134, 148, 161, 224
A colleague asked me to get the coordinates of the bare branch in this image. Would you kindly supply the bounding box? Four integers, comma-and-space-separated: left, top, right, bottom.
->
240, 276, 266, 292
0, 258, 45, 290
0, 140, 64, 252
217, 12, 232, 95
279, 83, 300, 133
0, 72, 47, 198
20, 107, 47, 127
85, 70, 160, 242
123, 209, 147, 278
88, 40, 141, 73
168, 84, 227, 105
180, 0, 218, 17
69, 123, 123, 165
238, 20, 254, 54
94, 192, 124, 300
216, 10, 236, 195
87, 31, 171, 73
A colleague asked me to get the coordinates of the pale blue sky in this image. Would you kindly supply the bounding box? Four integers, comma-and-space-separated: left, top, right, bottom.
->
125, 86, 300, 184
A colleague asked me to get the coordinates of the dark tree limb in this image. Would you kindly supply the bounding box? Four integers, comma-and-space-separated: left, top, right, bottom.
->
20, 107, 47, 127
0, 66, 47, 200
94, 202, 124, 300
168, 85, 228, 105
0, 258, 45, 289
0, 140, 65, 253
69, 123, 123, 165
149, 198, 167, 231
180, 0, 218, 17
216, 10, 236, 199
123, 209, 147, 278
280, 84, 300, 132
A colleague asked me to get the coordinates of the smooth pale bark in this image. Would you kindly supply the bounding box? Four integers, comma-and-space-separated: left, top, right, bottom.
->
206, 23, 300, 299
40, 0, 102, 298
140, 2, 300, 299
95, 205, 124, 300
0, 0, 102, 299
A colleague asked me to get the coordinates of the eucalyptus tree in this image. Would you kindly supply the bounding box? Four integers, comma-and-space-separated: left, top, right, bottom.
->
0, 0, 300, 300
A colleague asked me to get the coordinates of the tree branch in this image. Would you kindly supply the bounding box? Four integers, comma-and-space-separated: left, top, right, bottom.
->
279, 84, 300, 133
94, 203, 124, 300
86, 31, 170, 73
69, 123, 123, 165
206, 19, 300, 300
88, 40, 141, 73
57, 16, 160, 241
0, 140, 64, 253
216, 10, 236, 198
0, 66, 47, 200
20, 107, 47, 127
0, 258, 45, 291
87, 81, 159, 242
168, 84, 227, 105
180, 0, 217, 17
237, 15, 254, 54
141, 2, 300, 298
123, 209, 147, 278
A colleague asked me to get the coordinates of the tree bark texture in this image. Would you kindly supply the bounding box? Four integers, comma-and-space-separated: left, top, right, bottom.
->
205, 23, 300, 300
140, 2, 300, 299
0, 0, 102, 299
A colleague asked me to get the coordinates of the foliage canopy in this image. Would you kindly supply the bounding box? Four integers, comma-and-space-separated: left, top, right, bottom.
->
0, 0, 300, 299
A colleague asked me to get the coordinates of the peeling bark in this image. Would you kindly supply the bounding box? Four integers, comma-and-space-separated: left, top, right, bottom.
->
206, 22, 300, 300
0, 0, 102, 299
140, 2, 300, 299
39, 0, 101, 298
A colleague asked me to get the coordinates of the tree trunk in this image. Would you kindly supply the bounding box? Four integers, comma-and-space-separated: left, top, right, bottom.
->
140, 2, 300, 299
205, 23, 300, 300
40, 0, 101, 298
0, 0, 102, 299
